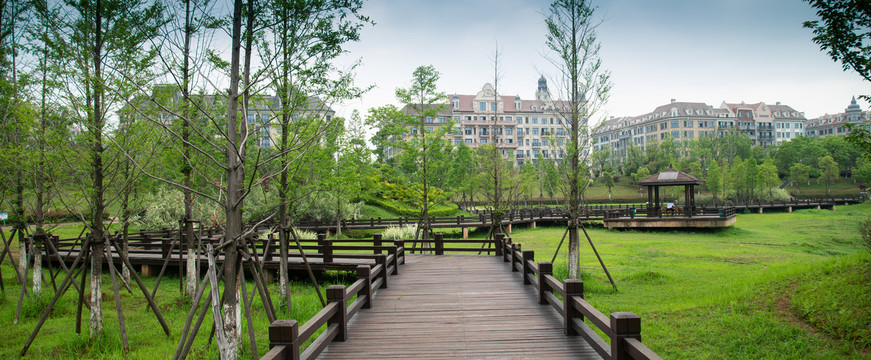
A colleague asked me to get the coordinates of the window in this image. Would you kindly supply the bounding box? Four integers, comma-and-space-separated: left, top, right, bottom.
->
479, 128, 488, 135
506, 116, 512, 122
542, 139, 548, 146
660, 123, 668, 130
481, 139, 487, 144
671, 130, 679, 138
785, 123, 791, 129
247, 114, 255, 124
453, 100, 459, 109
517, 128, 523, 136
671, 120, 680, 128
426, 116, 433, 123
683, 121, 694, 128
506, 128, 513, 135
491, 102, 496, 111
532, 106, 537, 111
426, 127, 433, 132
532, 117, 539, 124
517, 117, 523, 124
479, 102, 486, 111
437, 116, 445, 123
532, 128, 539, 135
261, 138, 270, 148
465, 127, 472, 135
454, 139, 462, 145
465, 116, 472, 121
465, 139, 472, 144
684, 131, 694, 138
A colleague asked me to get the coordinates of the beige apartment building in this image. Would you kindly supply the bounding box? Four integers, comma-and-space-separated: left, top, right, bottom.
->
805, 97, 871, 138
400, 76, 583, 167
593, 99, 806, 161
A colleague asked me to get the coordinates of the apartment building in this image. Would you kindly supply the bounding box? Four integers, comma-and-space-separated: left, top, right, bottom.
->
805, 97, 871, 138
400, 76, 584, 167
593, 99, 806, 161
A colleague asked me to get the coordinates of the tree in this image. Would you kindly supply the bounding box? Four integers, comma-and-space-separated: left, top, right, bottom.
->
804, 0, 871, 152
819, 155, 840, 196
758, 158, 781, 200
804, 0, 870, 96
266, 0, 370, 310
49, 0, 165, 337
790, 163, 812, 194
707, 161, 722, 201
395, 65, 447, 243
603, 170, 615, 200
545, 0, 612, 279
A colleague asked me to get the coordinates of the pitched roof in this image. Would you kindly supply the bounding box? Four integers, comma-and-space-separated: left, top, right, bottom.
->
638, 169, 704, 186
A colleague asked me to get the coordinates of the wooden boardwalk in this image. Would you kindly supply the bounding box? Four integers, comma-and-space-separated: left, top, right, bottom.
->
317, 255, 601, 359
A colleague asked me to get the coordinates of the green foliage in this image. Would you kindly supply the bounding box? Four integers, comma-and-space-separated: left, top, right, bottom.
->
365, 197, 458, 217
790, 163, 812, 193
819, 155, 840, 196
804, 0, 871, 99
631, 166, 650, 185
706, 161, 722, 199
382, 224, 417, 240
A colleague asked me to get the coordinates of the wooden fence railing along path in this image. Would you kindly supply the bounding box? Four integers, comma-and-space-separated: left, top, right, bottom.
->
294, 196, 863, 232
260, 234, 662, 360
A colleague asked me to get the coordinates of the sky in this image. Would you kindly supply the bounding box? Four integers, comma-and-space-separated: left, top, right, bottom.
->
332, 0, 869, 125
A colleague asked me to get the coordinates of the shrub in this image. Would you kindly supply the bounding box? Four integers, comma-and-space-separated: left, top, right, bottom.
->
383, 224, 417, 240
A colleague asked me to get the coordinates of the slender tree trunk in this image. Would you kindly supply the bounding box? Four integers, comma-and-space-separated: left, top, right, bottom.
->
276, 8, 291, 308
88, 0, 106, 337
182, 0, 197, 298
221, 1, 244, 357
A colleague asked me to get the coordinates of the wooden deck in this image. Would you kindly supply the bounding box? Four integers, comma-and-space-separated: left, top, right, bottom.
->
317, 255, 601, 359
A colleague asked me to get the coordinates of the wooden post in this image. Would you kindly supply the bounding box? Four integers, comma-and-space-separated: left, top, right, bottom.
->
268, 320, 300, 360
319, 234, 333, 264
564, 279, 583, 336
373, 234, 382, 255
375, 254, 388, 289
462, 227, 469, 239
494, 233, 504, 257
394, 240, 405, 265
610, 312, 642, 360
538, 262, 552, 305
434, 233, 444, 255
356, 265, 372, 309
387, 246, 399, 275
511, 243, 520, 271
327, 285, 347, 342
522, 250, 534, 285
503, 237, 511, 263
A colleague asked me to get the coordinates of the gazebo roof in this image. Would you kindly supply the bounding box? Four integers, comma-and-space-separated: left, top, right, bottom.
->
638, 169, 704, 186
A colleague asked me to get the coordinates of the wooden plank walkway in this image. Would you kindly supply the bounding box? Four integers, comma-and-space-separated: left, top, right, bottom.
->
317, 255, 601, 359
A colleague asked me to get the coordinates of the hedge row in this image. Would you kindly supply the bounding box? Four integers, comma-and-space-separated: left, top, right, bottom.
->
365, 197, 459, 217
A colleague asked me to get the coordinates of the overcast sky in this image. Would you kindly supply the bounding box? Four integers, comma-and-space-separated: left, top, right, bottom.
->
332, 0, 869, 124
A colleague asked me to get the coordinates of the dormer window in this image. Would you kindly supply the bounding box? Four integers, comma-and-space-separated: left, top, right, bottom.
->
453, 100, 459, 110
706, 110, 712, 115
515, 101, 521, 109
685, 109, 692, 115
532, 106, 537, 111
696, 109, 703, 115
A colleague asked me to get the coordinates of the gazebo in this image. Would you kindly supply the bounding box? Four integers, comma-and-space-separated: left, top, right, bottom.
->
637, 168, 703, 218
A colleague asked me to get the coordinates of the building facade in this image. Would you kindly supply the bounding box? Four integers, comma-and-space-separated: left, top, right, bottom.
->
805, 97, 871, 138
401, 76, 584, 167
593, 99, 807, 161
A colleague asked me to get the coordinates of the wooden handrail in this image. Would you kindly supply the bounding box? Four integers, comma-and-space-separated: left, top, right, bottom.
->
503, 245, 662, 360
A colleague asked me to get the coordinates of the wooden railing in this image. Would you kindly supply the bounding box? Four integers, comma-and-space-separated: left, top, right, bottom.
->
495, 234, 663, 360
260, 250, 397, 360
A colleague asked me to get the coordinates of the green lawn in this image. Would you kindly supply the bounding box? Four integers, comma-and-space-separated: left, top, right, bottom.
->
503, 203, 871, 359
0, 225, 350, 359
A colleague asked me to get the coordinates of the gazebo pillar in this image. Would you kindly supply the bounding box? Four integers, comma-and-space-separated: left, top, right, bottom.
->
654, 186, 660, 218
647, 185, 654, 217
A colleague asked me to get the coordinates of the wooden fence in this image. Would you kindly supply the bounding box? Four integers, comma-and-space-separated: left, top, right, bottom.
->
259, 234, 662, 360
495, 234, 663, 360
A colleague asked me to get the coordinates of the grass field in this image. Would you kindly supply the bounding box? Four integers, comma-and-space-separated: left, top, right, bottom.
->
0, 241, 351, 359
1, 203, 869, 359
504, 203, 871, 359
